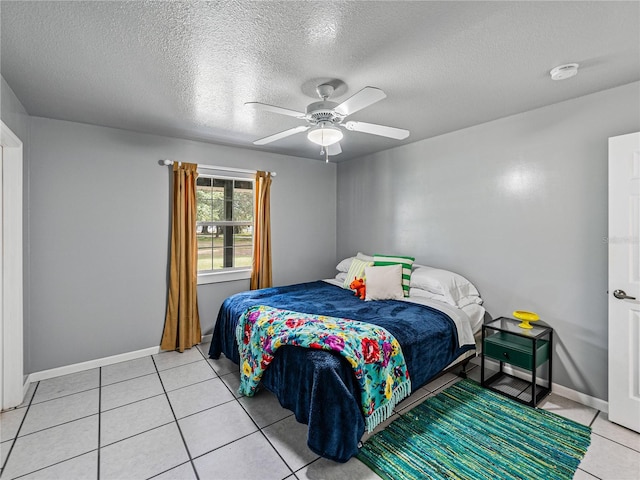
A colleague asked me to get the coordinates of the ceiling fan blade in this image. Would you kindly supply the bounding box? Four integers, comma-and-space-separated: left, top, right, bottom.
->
334, 87, 386, 116
344, 121, 409, 140
253, 125, 309, 145
327, 142, 342, 156
245, 102, 306, 119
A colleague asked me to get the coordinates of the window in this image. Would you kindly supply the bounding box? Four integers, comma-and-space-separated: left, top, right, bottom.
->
196, 174, 253, 282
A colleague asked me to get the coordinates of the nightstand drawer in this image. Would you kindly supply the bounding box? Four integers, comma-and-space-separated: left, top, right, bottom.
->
484, 332, 549, 370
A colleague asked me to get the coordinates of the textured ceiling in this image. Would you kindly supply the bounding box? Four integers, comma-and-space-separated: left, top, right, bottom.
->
1, 1, 639, 162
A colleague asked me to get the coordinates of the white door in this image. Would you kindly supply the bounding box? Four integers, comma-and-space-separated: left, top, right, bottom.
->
608, 132, 640, 433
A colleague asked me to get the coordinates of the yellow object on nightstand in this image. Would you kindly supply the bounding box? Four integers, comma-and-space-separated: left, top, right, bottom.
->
513, 310, 540, 329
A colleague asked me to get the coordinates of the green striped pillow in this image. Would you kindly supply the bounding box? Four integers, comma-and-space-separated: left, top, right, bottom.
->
373, 254, 415, 297
343, 257, 373, 289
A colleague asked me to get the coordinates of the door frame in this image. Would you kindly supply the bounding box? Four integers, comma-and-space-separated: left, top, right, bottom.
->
0, 120, 25, 410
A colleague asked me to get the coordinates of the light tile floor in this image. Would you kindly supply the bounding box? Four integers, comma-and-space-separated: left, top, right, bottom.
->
1, 347, 638, 479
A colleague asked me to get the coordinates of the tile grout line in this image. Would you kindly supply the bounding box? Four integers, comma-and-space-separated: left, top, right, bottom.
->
580, 409, 640, 453
194, 342, 244, 380
189, 430, 260, 462
97, 399, 239, 451
102, 370, 229, 415
187, 345, 298, 475
175, 398, 238, 422
294, 457, 321, 475
100, 421, 175, 449
10, 450, 100, 480
154, 344, 213, 371
194, 344, 211, 362
146, 460, 193, 479
101, 371, 158, 388
5, 375, 180, 441
8, 356, 629, 480
195, 345, 227, 379
151, 355, 201, 480
211, 370, 243, 400
100, 392, 167, 414
147, 355, 296, 467
0, 381, 40, 478
576, 467, 604, 480
235, 396, 296, 477
29, 385, 99, 407
155, 358, 206, 374
163, 374, 222, 395
590, 431, 640, 454
4, 376, 109, 478
200, 345, 321, 474
589, 410, 600, 428
12, 412, 100, 441
97, 367, 102, 480
257, 412, 295, 430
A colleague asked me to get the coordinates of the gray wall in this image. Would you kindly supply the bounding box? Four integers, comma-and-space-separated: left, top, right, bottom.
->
337, 81, 640, 401
1, 76, 29, 139
1, 75, 31, 374
27, 117, 336, 373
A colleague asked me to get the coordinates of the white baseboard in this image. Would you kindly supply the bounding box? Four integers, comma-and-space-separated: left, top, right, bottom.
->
552, 382, 608, 413
496, 363, 608, 412
26, 337, 609, 414
28, 346, 162, 383
27, 334, 214, 384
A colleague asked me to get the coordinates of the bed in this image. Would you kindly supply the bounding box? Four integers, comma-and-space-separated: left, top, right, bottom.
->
209, 277, 482, 462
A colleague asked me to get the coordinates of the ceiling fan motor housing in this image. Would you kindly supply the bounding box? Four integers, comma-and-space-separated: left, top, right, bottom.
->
306, 101, 344, 124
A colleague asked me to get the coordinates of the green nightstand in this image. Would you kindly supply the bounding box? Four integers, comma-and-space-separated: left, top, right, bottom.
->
481, 316, 553, 407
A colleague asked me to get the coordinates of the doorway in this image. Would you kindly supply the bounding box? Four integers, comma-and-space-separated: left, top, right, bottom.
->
0, 120, 25, 410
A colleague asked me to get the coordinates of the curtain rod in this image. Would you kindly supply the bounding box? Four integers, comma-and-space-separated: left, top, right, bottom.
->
161, 159, 276, 177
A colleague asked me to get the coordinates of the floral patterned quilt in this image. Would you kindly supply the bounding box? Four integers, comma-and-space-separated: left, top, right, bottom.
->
236, 305, 412, 432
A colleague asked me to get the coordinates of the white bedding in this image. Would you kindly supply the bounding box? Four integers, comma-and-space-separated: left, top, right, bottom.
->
323, 278, 479, 348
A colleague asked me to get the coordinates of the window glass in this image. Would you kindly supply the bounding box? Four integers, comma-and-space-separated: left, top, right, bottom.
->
196, 175, 254, 273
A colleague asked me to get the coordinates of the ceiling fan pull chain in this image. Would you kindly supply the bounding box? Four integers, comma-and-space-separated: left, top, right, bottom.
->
325, 150, 329, 163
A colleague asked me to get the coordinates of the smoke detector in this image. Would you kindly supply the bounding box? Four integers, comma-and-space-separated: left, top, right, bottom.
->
550, 63, 579, 81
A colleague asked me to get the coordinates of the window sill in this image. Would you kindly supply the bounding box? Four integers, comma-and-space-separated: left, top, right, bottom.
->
197, 269, 252, 285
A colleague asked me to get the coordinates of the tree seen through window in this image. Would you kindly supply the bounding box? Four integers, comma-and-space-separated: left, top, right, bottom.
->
196, 176, 253, 272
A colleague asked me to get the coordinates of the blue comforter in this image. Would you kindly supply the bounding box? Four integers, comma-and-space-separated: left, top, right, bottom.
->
209, 281, 474, 462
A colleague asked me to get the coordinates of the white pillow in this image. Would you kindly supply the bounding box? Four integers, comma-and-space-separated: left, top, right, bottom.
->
409, 287, 482, 308
364, 265, 404, 301
336, 252, 373, 272
410, 266, 482, 307
409, 288, 449, 303
336, 257, 355, 273
335, 272, 347, 283
356, 252, 374, 262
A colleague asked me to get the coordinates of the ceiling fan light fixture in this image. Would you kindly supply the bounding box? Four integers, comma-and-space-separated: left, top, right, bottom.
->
307, 124, 343, 146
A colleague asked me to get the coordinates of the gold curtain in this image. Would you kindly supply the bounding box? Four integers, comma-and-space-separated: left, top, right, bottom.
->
250, 171, 273, 290
160, 162, 201, 352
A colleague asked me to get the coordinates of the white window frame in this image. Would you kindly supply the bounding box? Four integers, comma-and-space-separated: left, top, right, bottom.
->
196, 169, 254, 285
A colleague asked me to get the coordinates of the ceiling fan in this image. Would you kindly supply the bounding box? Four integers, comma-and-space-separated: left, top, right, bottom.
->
246, 84, 410, 160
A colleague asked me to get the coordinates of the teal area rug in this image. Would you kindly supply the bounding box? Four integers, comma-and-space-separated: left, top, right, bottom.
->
358, 380, 591, 480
